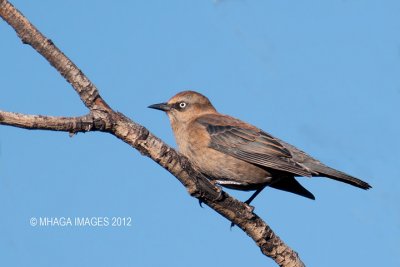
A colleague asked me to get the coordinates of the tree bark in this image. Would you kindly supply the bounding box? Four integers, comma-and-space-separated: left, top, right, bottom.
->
0, 1, 305, 266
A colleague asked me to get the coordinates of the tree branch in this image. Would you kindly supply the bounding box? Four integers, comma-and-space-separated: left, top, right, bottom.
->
0, 110, 107, 133
0, 1, 305, 266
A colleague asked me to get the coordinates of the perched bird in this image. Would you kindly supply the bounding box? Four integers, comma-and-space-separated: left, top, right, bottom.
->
149, 91, 371, 204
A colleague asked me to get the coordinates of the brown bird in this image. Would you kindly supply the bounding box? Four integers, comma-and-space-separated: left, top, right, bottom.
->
149, 91, 371, 204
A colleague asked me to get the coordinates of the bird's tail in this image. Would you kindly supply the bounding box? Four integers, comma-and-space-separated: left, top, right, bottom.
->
270, 177, 315, 200
305, 163, 372, 190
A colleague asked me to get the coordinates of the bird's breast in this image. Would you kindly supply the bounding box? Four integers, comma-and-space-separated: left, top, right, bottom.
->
172, 121, 272, 190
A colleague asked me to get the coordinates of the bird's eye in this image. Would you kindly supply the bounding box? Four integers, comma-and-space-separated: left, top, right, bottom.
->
179, 102, 187, 109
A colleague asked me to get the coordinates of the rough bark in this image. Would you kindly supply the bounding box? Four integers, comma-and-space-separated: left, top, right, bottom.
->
0, 1, 305, 266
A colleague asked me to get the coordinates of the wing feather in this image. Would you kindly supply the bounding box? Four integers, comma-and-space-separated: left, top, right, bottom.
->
197, 114, 312, 177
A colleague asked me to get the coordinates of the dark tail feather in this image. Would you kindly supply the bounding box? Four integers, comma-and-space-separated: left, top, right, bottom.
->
270, 177, 315, 200
306, 163, 372, 190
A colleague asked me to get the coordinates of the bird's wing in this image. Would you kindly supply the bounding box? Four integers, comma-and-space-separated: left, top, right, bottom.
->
196, 114, 312, 177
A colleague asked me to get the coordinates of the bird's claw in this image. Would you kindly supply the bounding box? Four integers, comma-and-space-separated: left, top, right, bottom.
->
198, 199, 204, 208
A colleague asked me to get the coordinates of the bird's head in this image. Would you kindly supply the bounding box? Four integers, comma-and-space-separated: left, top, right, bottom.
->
148, 91, 217, 124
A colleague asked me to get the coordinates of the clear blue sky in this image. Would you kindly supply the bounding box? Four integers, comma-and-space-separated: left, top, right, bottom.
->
1, 1, 399, 266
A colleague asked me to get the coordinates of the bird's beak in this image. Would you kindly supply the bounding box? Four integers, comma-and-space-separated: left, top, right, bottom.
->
148, 102, 171, 112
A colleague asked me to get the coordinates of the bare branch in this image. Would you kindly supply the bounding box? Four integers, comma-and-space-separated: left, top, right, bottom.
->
0, 110, 109, 133
0, 1, 305, 266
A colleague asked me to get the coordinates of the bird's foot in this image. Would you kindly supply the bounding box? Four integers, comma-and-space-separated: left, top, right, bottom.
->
230, 202, 255, 229
244, 202, 255, 213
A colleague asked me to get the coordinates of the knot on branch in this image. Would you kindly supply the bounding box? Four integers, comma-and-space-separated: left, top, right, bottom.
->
133, 128, 151, 156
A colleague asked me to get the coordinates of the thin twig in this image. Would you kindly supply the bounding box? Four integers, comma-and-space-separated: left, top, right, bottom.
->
0, 111, 102, 133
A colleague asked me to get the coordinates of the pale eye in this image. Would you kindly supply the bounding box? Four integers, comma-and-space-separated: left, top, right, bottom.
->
179, 102, 187, 109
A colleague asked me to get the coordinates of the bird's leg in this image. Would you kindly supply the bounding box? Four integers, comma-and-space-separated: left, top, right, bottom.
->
244, 186, 266, 205
230, 186, 266, 228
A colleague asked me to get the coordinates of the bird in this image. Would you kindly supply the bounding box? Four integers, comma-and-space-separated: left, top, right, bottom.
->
148, 91, 371, 204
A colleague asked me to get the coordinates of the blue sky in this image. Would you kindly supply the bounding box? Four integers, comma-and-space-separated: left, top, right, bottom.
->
1, 1, 399, 266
